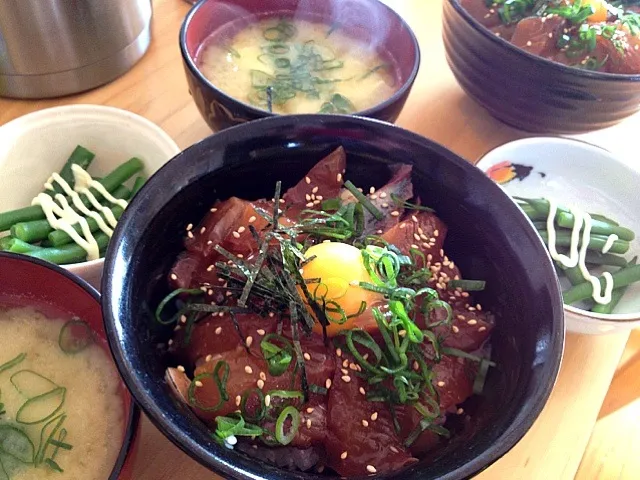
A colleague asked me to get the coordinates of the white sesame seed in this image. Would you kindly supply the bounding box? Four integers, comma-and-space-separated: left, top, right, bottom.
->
437, 380, 445, 387
186, 223, 193, 231
177, 365, 185, 372
362, 419, 369, 427
235, 395, 241, 406
341, 375, 351, 383
479, 326, 487, 332
326, 378, 332, 389
246, 336, 254, 347
457, 408, 464, 414
305, 176, 311, 184
215, 326, 222, 335
370, 194, 378, 200
269, 312, 275, 318
359, 387, 366, 395
336, 348, 342, 357
316, 195, 323, 201
390, 446, 399, 453
526, 40, 532, 47
312, 186, 319, 194
337, 173, 343, 182
342, 359, 349, 368
369, 186, 376, 194
245, 366, 253, 374
413, 361, 420, 371
303, 352, 311, 361
195, 380, 203, 387
367, 465, 377, 473
468, 319, 478, 326
305, 193, 312, 201
414, 233, 421, 241
257, 329, 266, 336
341, 451, 348, 460
170, 273, 177, 281
307, 407, 314, 413
306, 201, 314, 208
306, 418, 312, 429
187, 231, 194, 239
391, 210, 400, 217
349, 363, 358, 371
168, 339, 174, 346
232, 231, 240, 238
206, 354, 213, 362
237, 226, 246, 233
265, 395, 271, 406
257, 379, 265, 389
210, 207, 218, 213
371, 412, 378, 421
248, 215, 257, 223
259, 371, 266, 381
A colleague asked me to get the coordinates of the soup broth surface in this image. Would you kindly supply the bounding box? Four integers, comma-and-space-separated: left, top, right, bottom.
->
197, 17, 398, 114
0, 307, 124, 480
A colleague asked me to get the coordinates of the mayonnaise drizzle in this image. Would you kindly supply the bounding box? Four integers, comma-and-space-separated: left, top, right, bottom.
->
545, 198, 617, 305
546, 198, 581, 268
31, 166, 128, 261
602, 234, 619, 254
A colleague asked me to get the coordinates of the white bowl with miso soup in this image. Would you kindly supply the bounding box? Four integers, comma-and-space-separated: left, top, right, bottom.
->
476, 137, 640, 335
179, 0, 421, 131
0, 252, 140, 479
0, 105, 180, 290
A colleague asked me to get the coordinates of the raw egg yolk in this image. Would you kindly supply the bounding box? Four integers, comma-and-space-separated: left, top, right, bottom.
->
301, 242, 383, 336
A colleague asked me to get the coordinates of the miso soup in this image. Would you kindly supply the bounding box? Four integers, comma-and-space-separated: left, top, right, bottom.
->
0, 307, 124, 480
197, 18, 398, 114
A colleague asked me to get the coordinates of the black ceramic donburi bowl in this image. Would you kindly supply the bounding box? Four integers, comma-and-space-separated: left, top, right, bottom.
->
101, 115, 564, 480
179, 0, 420, 132
443, 0, 640, 134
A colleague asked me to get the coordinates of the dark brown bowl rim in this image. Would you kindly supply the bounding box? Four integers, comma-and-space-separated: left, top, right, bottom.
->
179, 0, 421, 118
0, 251, 141, 480
447, 0, 640, 82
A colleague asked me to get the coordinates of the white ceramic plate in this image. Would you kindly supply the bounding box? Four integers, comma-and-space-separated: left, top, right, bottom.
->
0, 105, 181, 289
476, 137, 640, 335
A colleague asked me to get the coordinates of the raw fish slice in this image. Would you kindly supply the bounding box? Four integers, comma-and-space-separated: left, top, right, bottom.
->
283, 147, 346, 206
324, 353, 416, 476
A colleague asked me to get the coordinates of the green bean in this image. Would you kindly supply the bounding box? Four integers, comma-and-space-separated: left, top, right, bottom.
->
557, 264, 585, 286
556, 249, 628, 268
0, 238, 45, 254
563, 264, 640, 305
48, 205, 124, 247
556, 211, 634, 241
47, 145, 95, 196
26, 233, 110, 265
0, 157, 143, 232
591, 257, 638, 314
130, 175, 146, 198
517, 198, 622, 228
538, 230, 629, 255
11, 185, 131, 244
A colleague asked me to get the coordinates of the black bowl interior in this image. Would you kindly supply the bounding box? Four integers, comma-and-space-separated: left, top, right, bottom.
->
102, 115, 564, 480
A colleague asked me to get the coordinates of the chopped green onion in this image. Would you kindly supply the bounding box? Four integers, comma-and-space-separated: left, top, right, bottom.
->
448, 279, 486, 291
188, 361, 230, 412
16, 387, 66, 425
58, 319, 94, 354
0, 353, 26, 376
344, 180, 384, 220
473, 358, 492, 395
275, 405, 300, 445
214, 414, 263, 444
241, 388, 266, 423
260, 334, 294, 377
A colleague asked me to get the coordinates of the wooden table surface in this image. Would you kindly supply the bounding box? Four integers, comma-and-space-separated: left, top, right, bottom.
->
1, 0, 636, 478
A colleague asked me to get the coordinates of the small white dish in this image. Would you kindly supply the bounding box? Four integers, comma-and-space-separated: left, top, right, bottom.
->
476, 137, 640, 335
0, 105, 181, 289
